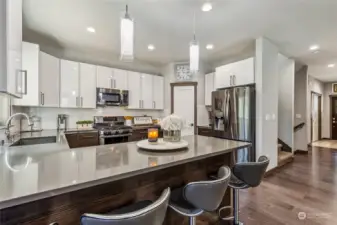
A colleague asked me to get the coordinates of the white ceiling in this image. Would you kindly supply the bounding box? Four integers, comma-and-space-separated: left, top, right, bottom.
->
23, 0, 337, 82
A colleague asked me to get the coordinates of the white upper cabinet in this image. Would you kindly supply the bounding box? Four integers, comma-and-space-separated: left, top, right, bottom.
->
39, 52, 60, 107
13, 44, 61, 107
215, 63, 234, 89
60, 60, 79, 108
205, 72, 215, 106
233, 57, 255, 86
152, 76, 164, 110
96, 66, 113, 89
1, 0, 23, 98
127, 71, 141, 109
215, 57, 255, 89
14, 42, 39, 106
79, 63, 96, 108
112, 69, 128, 90
141, 74, 153, 109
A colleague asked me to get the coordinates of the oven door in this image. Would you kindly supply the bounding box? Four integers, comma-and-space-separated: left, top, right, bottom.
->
97, 88, 121, 106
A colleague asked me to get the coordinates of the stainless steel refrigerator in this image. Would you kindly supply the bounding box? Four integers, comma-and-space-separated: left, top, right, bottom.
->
212, 84, 255, 162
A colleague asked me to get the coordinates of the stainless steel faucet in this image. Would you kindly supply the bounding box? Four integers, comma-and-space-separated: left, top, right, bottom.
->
5, 113, 33, 138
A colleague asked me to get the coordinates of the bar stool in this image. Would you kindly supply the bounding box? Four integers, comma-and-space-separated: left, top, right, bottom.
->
168, 166, 231, 225
219, 155, 269, 225
80, 188, 170, 225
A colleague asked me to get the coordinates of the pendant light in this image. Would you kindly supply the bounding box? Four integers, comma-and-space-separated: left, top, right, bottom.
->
120, 5, 134, 61
190, 12, 199, 73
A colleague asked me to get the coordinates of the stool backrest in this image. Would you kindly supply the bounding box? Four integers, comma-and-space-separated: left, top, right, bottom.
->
233, 155, 269, 187
80, 188, 170, 225
183, 166, 231, 212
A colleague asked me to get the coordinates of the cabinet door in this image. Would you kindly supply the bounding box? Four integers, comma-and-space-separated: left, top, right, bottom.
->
80, 63, 96, 108
60, 60, 79, 108
39, 51, 60, 107
205, 72, 214, 106
215, 64, 233, 89
152, 76, 164, 110
6, 0, 23, 98
232, 57, 255, 86
96, 66, 112, 89
13, 42, 39, 106
141, 74, 153, 109
127, 71, 141, 109
113, 69, 128, 90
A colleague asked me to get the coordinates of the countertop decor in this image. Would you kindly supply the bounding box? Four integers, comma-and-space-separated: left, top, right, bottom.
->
137, 138, 188, 152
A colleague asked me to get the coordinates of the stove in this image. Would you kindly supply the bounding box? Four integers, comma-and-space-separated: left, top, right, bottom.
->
93, 116, 133, 145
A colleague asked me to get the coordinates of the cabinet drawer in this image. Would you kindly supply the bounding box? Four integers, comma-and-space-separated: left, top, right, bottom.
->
198, 127, 213, 137
65, 132, 99, 148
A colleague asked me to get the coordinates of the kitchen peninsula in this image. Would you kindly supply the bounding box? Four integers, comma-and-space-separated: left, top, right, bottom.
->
0, 135, 250, 225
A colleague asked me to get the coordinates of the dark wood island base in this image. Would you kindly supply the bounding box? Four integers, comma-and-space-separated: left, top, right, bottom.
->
1, 153, 233, 225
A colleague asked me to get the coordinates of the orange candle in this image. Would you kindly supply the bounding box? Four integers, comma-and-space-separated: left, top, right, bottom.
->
148, 128, 158, 142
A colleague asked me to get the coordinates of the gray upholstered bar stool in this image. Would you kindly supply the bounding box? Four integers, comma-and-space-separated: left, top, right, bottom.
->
80, 188, 170, 225
168, 166, 231, 225
219, 155, 269, 225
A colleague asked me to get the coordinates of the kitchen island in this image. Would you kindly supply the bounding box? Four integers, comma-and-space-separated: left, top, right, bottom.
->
0, 135, 250, 225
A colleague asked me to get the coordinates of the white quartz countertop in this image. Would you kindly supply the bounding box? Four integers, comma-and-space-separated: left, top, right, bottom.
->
0, 134, 250, 209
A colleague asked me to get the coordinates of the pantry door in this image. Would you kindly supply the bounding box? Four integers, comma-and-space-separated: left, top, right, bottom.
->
171, 82, 197, 136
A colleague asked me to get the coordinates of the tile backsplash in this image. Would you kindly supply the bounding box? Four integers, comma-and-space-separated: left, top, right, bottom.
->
14, 106, 163, 130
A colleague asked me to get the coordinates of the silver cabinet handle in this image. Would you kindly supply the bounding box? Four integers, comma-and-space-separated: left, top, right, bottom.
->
81, 97, 83, 107
139, 100, 141, 108
230, 75, 232, 86
40, 92, 45, 105
233, 75, 236, 86
114, 79, 116, 88
110, 78, 113, 89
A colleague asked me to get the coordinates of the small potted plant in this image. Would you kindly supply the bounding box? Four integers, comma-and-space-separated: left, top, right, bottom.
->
76, 120, 93, 130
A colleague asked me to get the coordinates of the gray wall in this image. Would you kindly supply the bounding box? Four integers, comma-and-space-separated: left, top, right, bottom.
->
294, 65, 308, 151
278, 53, 294, 149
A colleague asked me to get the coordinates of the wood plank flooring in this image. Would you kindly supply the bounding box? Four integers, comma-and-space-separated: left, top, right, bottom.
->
237, 146, 337, 225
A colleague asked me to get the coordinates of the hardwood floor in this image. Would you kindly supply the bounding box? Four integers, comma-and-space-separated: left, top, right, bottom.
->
237, 146, 337, 225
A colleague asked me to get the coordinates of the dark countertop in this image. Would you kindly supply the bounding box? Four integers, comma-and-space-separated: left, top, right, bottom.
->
197, 125, 212, 129
0, 135, 250, 209
132, 124, 161, 130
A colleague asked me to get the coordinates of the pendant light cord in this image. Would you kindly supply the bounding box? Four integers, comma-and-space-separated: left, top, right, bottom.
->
193, 11, 196, 41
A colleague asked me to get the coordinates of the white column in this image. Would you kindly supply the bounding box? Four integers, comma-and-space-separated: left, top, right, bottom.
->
255, 37, 279, 170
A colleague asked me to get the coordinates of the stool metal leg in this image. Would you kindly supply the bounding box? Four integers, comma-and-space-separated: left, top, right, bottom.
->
233, 189, 243, 225
189, 216, 196, 225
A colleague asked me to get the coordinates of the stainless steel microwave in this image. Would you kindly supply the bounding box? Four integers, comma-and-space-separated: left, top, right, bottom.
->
96, 88, 129, 107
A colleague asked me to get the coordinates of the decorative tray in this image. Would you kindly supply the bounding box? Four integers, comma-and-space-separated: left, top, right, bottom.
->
136, 139, 188, 152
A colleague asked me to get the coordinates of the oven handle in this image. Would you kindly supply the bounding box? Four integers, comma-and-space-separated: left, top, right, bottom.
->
100, 134, 132, 138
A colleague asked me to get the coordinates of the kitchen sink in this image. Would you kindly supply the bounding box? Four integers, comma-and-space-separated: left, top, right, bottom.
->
10, 136, 57, 147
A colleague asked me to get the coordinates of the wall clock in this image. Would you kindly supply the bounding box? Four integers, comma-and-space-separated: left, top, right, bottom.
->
175, 63, 192, 81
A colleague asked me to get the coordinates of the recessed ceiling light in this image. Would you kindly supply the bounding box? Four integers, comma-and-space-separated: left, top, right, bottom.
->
148, 44, 155, 51
206, 44, 214, 50
201, 2, 212, 12
309, 45, 319, 51
87, 27, 96, 33
328, 64, 335, 68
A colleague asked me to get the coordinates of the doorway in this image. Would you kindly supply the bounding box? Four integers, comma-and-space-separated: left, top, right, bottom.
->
331, 96, 337, 140
311, 92, 322, 142
171, 82, 197, 136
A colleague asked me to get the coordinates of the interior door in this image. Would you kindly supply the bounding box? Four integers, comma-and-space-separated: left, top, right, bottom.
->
80, 63, 96, 108
331, 97, 337, 140
173, 86, 195, 136
311, 93, 319, 142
